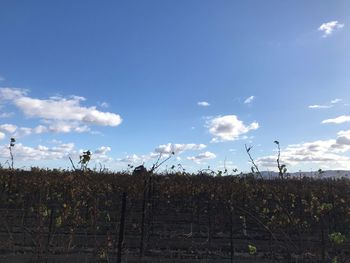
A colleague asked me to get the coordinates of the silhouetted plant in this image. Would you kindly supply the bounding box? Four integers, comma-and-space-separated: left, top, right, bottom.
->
274, 140, 287, 179
79, 150, 91, 170
245, 144, 263, 179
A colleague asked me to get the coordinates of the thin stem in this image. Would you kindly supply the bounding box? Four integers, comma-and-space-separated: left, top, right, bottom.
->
68, 156, 77, 171
9, 146, 14, 170
276, 142, 284, 180
245, 144, 263, 179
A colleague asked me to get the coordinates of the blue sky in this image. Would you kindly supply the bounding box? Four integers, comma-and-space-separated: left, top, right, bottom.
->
0, 0, 349, 172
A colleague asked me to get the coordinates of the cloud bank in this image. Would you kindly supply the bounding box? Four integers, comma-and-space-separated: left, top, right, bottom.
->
257, 130, 350, 170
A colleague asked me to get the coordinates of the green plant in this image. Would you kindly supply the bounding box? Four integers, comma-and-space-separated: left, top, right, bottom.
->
329, 232, 346, 245
248, 244, 257, 255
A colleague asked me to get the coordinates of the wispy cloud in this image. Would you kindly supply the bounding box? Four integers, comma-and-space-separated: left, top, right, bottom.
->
155, 143, 206, 155
308, 98, 343, 109
318, 21, 344, 38
308, 105, 332, 109
99, 102, 109, 108
322, 115, 350, 124
207, 115, 259, 142
118, 153, 157, 164
0, 112, 14, 118
331, 98, 342, 104
197, 101, 210, 107
187, 151, 216, 163
244, 96, 255, 104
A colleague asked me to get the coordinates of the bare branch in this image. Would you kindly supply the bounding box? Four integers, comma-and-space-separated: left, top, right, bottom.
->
68, 156, 77, 171
245, 144, 263, 180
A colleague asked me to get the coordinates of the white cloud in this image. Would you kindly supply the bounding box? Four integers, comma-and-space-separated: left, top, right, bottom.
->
308, 98, 343, 109
331, 98, 342, 104
187, 151, 216, 163
322, 115, 350, 124
12, 125, 48, 138
257, 132, 350, 171
0, 132, 5, 140
197, 101, 210, 107
118, 153, 156, 164
46, 121, 90, 133
318, 21, 344, 37
336, 130, 350, 145
14, 128, 33, 137
0, 142, 114, 164
118, 154, 142, 163
244, 96, 255, 104
0, 124, 17, 134
0, 88, 122, 129
94, 146, 111, 155
118, 143, 207, 166
0, 121, 91, 138
207, 115, 259, 142
93, 146, 113, 162
0, 142, 76, 161
308, 104, 333, 109
154, 143, 206, 154
14, 126, 47, 137
0, 87, 27, 100
15, 96, 122, 126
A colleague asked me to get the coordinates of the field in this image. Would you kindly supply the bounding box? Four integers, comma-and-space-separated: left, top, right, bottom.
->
1, 168, 350, 263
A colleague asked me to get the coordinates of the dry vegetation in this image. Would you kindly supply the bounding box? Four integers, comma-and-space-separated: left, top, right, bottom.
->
1, 168, 350, 262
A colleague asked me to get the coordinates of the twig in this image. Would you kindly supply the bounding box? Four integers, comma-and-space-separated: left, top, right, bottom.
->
68, 156, 77, 171
150, 153, 174, 173
274, 141, 284, 180
245, 144, 263, 179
